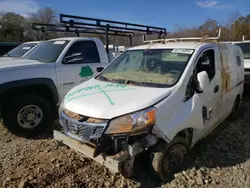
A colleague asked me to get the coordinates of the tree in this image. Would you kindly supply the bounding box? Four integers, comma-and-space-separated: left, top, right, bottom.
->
0, 12, 26, 42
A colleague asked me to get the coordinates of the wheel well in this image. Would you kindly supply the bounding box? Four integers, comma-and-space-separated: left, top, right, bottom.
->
175, 128, 193, 145
236, 94, 241, 101
0, 84, 56, 113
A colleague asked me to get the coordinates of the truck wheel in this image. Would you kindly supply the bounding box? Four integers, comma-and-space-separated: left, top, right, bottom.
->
2, 94, 54, 137
149, 137, 190, 181
227, 96, 240, 121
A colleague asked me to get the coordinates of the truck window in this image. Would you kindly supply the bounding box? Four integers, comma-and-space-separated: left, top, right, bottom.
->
64, 41, 100, 64
196, 49, 215, 82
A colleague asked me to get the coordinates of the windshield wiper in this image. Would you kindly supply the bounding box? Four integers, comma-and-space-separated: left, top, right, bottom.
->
98, 75, 122, 84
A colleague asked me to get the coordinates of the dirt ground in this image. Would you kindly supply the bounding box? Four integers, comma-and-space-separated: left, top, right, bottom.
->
1, 98, 250, 188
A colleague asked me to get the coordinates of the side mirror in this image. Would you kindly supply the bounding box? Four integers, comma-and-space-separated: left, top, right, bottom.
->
197, 71, 209, 93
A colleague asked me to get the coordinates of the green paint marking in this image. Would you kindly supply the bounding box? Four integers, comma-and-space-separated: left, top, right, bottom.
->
67, 88, 137, 102
79, 66, 94, 78
66, 83, 137, 105
95, 85, 114, 105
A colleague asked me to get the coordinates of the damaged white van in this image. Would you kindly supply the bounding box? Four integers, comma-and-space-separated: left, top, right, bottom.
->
55, 39, 244, 180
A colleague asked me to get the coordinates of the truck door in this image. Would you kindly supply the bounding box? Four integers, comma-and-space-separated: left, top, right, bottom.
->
195, 48, 221, 137
56, 40, 105, 101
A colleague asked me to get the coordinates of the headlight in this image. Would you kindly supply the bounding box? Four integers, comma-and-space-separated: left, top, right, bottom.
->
105, 107, 156, 135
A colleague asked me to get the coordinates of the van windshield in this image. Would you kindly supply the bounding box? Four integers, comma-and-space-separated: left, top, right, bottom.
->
235, 42, 250, 59
4, 43, 38, 57
97, 49, 194, 87
22, 40, 70, 63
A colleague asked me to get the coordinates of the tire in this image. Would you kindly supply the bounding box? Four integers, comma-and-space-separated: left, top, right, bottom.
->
227, 96, 240, 121
2, 94, 54, 137
149, 137, 190, 181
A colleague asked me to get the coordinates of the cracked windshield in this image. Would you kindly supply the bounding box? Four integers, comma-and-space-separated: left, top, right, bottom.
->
99, 49, 194, 87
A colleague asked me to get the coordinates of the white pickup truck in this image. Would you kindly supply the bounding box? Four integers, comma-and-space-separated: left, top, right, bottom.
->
0, 37, 118, 137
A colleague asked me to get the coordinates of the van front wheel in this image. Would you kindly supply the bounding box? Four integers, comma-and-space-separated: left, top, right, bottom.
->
149, 137, 190, 181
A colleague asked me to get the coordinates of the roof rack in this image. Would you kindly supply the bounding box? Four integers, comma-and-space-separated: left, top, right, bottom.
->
143, 29, 221, 44
32, 13, 167, 53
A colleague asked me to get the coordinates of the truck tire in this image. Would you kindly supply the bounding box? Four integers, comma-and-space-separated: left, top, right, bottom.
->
149, 137, 190, 181
2, 94, 54, 137
227, 95, 240, 121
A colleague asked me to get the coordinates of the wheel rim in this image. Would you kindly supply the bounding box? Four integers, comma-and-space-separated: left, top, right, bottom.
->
17, 105, 43, 129
161, 144, 187, 175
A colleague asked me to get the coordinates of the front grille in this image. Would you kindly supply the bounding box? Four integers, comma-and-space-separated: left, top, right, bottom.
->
93, 126, 105, 137
60, 111, 107, 142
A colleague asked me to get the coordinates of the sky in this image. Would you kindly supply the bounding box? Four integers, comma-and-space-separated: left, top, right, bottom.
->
0, 0, 249, 31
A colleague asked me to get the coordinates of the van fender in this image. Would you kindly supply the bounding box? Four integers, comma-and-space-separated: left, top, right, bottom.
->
154, 94, 204, 143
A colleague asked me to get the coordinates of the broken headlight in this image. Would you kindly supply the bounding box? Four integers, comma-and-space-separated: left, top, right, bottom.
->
105, 107, 156, 135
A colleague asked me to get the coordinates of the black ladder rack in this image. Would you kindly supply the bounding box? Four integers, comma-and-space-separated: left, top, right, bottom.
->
32, 13, 167, 53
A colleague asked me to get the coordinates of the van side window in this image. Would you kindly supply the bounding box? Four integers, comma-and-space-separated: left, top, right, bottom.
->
63, 41, 100, 64
196, 49, 215, 81
236, 56, 241, 66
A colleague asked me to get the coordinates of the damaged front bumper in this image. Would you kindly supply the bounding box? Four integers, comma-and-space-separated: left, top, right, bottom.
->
57, 110, 160, 176
53, 130, 157, 177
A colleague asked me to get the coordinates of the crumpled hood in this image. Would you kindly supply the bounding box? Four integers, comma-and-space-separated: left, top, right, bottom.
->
0, 58, 45, 71
244, 59, 250, 69
63, 79, 171, 119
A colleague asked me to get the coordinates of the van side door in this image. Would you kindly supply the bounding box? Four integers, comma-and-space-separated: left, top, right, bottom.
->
194, 47, 221, 137
56, 40, 105, 101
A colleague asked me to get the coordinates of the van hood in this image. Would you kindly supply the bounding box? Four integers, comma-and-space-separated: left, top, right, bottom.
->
244, 59, 250, 69
0, 58, 45, 71
63, 79, 171, 119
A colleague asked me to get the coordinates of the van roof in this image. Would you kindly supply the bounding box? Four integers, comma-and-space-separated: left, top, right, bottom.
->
128, 42, 214, 50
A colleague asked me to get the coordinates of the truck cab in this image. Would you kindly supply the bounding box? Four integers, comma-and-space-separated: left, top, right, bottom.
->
56, 41, 244, 180
0, 37, 110, 137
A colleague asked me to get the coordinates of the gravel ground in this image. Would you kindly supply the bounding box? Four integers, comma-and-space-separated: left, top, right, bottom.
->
0, 98, 250, 188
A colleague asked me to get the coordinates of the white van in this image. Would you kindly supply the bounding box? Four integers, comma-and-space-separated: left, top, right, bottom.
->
55, 40, 244, 180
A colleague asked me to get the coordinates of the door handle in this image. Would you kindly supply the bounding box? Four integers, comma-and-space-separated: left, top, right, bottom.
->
214, 85, 219, 93
96, 67, 104, 72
